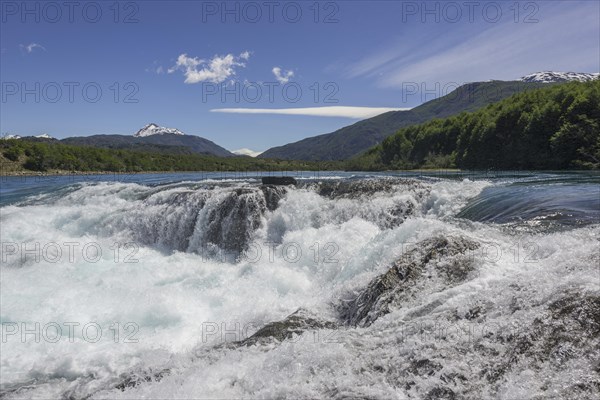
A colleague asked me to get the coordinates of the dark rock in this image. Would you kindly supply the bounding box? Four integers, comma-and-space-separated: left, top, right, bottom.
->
300, 178, 431, 230
464, 305, 483, 320
121, 185, 291, 258
481, 291, 600, 389
201, 188, 266, 255
132, 190, 208, 252
259, 184, 289, 211
408, 358, 442, 376
114, 368, 170, 391
261, 176, 297, 186
309, 178, 428, 200
548, 292, 600, 336
338, 235, 480, 327
426, 387, 456, 400
240, 308, 338, 346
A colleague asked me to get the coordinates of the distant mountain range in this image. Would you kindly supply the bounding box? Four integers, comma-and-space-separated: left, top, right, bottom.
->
5, 72, 596, 162
61, 124, 234, 157
3, 123, 233, 157
2, 133, 54, 140
259, 71, 598, 161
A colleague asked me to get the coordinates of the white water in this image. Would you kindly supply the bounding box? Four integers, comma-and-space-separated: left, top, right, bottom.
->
1, 176, 598, 399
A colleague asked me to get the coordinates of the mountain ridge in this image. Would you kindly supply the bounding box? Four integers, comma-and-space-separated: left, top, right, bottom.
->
259, 80, 548, 160
350, 80, 599, 170
259, 71, 598, 161
60, 124, 234, 157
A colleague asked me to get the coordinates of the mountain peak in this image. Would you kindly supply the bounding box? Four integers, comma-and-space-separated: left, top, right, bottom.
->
232, 148, 262, 157
134, 123, 185, 137
1, 134, 22, 140
520, 71, 599, 83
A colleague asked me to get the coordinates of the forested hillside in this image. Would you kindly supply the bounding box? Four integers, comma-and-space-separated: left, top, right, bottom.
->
0, 140, 340, 173
348, 81, 600, 170
260, 81, 548, 160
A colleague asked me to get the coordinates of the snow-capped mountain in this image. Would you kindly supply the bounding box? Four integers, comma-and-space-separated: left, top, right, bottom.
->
520, 71, 599, 83
134, 123, 185, 137
1, 133, 54, 140
1, 134, 22, 140
232, 148, 262, 157
63, 126, 234, 157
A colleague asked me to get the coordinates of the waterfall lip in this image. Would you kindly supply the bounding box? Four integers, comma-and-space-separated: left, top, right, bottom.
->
57, 177, 436, 265
98, 183, 293, 259
300, 177, 431, 199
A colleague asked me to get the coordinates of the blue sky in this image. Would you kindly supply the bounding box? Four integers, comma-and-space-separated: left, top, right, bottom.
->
1, 0, 598, 153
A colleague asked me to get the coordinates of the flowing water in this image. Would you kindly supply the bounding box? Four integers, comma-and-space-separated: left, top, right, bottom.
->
0, 171, 598, 399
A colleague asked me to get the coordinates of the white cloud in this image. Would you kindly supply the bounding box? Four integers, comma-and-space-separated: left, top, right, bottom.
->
169, 51, 250, 84
272, 67, 294, 84
211, 106, 409, 119
232, 148, 262, 157
20, 43, 46, 53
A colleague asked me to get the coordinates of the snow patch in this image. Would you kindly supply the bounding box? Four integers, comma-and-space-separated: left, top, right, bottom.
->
520, 71, 599, 83
134, 123, 185, 137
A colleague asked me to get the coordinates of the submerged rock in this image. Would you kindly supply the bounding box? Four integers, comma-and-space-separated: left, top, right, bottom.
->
127, 189, 209, 252
200, 185, 290, 255
338, 235, 480, 327
117, 184, 290, 258
299, 178, 431, 230
481, 291, 600, 393
259, 184, 289, 211
200, 188, 267, 255
239, 308, 338, 346
426, 386, 456, 400
114, 368, 170, 391
308, 178, 429, 200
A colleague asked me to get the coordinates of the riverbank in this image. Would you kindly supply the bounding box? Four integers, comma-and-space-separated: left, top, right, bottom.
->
0, 169, 474, 181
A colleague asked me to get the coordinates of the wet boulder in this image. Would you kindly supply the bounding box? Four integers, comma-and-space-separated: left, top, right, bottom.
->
201, 188, 267, 255
240, 308, 338, 346
475, 291, 600, 397
339, 235, 480, 327
260, 184, 289, 211
310, 178, 429, 200
114, 368, 170, 391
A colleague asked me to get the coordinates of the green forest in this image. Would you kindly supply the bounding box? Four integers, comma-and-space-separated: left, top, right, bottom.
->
0, 140, 341, 174
348, 80, 600, 170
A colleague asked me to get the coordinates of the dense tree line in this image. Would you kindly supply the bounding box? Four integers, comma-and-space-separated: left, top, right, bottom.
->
348, 81, 600, 170
0, 140, 341, 173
